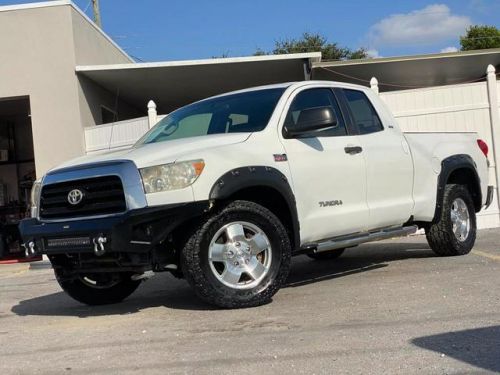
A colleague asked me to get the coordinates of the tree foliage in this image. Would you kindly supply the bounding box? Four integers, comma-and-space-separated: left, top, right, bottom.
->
255, 32, 368, 60
460, 25, 500, 51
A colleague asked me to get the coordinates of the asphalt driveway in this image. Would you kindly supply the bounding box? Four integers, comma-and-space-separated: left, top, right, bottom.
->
1, 229, 499, 374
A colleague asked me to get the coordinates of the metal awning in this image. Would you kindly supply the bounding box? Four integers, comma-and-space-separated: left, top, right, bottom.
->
77, 53, 321, 113
313, 49, 500, 91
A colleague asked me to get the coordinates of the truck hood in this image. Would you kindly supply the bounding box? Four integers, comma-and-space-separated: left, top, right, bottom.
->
53, 133, 251, 171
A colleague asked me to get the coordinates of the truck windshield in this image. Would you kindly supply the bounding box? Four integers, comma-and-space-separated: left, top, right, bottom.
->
136, 88, 285, 145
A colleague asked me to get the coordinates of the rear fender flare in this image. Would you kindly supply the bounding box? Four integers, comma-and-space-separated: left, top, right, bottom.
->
433, 154, 481, 221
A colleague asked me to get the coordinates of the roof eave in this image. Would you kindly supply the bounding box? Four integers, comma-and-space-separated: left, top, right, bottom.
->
76, 52, 322, 72
314, 48, 500, 68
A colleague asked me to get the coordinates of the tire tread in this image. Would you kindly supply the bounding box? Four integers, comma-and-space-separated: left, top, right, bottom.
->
426, 184, 476, 256
56, 273, 141, 305
181, 200, 291, 308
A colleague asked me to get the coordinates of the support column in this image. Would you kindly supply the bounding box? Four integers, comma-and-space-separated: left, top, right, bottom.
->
370, 77, 379, 94
147, 100, 157, 129
303, 59, 312, 81
486, 64, 500, 211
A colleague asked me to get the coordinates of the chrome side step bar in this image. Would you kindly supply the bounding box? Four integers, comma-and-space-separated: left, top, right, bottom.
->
308, 225, 418, 254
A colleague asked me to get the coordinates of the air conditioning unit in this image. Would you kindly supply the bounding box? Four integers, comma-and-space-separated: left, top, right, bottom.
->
0, 150, 8, 162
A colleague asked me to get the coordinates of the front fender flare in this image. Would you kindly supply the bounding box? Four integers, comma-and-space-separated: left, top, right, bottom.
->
209, 166, 300, 251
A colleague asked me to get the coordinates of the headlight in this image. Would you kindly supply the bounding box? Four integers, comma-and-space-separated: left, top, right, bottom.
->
140, 159, 205, 193
30, 180, 42, 218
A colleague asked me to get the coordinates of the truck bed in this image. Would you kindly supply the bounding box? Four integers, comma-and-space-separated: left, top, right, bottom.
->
404, 131, 488, 222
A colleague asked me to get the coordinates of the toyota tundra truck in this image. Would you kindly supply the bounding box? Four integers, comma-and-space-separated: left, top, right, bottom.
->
20, 81, 494, 308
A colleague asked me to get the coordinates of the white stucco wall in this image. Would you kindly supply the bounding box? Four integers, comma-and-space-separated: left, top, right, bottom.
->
0, 2, 139, 177
0, 5, 83, 176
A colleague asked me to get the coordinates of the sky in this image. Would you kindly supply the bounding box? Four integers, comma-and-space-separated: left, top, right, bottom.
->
1, 0, 499, 62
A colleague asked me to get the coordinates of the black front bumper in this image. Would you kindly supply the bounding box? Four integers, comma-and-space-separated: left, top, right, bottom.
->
19, 201, 209, 255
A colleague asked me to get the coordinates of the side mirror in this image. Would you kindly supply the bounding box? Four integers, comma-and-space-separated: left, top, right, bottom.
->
285, 106, 338, 137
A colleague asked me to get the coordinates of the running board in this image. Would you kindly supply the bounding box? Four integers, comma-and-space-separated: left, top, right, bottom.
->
305, 225, 418, 254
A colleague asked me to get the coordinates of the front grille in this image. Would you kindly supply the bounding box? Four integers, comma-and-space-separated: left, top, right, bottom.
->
40, 176, 126, 220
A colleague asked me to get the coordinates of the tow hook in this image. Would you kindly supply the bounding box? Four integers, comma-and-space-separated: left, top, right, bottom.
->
93, 236, 107, 256
23, 241, 36, 257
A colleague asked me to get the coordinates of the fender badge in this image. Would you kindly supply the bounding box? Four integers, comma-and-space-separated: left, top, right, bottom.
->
273, 154, 288, 162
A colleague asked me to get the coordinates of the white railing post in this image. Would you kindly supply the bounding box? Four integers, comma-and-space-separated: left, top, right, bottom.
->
147, 100, 158, 129
370, 77, 379, 94
486, 64, 500, 210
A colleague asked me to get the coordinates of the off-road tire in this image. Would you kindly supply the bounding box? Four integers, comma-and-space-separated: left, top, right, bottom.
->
426, 184, 477, 256
180, 200, 292, 308
55, 271, 141, 305
307, 248, 345, 260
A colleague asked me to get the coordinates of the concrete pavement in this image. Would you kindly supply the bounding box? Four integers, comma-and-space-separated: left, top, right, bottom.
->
1, 229, 499, 374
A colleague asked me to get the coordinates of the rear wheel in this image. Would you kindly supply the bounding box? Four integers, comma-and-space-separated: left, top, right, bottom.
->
180, 200, 292, 308
426, 184, 477, 256
55, 271, 141, 305
307, 248, 345, 260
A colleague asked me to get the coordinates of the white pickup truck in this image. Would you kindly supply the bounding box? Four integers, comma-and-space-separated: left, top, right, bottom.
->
20, 81, 493, 308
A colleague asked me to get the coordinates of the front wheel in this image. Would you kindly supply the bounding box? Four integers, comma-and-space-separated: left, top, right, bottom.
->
426, 184, 477, 256
55, 271, 141, 305
180, 200, 292, 308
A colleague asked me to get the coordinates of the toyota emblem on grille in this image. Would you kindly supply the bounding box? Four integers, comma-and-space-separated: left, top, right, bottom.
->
67, 189, 84, 205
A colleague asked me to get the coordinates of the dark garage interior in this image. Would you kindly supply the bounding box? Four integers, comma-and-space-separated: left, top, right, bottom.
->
0, 97, 36, 259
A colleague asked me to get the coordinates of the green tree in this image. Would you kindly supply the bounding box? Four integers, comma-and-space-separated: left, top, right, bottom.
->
460, 25, 500, 51
255, 32, 368, 60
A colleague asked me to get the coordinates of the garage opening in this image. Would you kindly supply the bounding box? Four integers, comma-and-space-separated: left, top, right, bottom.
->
0, 97, 36, 260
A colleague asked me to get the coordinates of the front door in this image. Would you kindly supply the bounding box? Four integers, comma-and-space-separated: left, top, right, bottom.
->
279, 87, 369, 244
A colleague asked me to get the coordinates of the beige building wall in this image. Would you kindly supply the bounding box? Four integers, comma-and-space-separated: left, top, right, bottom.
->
0, 5, 82, 177
0, 2, 140, 177
70, 7, 143, 128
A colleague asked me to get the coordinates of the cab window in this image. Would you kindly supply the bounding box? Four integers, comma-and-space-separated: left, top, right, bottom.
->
343, 89, 383, 135
285, 88, 347, 137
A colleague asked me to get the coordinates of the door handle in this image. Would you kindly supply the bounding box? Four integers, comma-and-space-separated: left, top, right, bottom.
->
344, 146, 363, 155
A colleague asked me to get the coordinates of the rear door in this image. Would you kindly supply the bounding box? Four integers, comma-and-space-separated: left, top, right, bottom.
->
279, 87, 369, 243
340, 88, 414, 229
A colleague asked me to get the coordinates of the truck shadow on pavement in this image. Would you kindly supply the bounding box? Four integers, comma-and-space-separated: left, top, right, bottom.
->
412, 326, 500, 373
11, 242, 433, 317
286, 242, 433, 288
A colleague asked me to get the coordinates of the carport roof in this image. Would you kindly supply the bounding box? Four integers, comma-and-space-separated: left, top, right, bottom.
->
76, 53, 321, 113
77, 49, 500, 113
312, 49, 500, 92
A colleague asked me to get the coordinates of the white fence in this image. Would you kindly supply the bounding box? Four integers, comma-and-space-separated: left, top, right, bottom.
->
381, 82, 491, 134
85, 115, 165, 154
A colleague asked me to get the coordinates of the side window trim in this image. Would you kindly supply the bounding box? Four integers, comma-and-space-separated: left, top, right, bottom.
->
332, 88, 359, 136
328, 88, 352, 136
